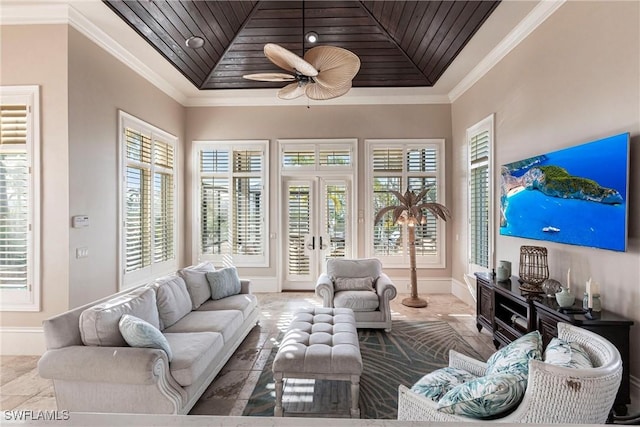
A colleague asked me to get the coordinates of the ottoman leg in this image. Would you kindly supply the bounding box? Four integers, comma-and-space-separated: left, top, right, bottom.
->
350, 375, 361, 418
274, 372, 284, 417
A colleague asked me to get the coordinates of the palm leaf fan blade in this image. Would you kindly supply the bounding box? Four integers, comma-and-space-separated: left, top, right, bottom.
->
304, 46, 361, 89
278, 83, 306, 100
390, 190, 407, 206
264, 43, 318, 77
242, 73, 295, 82
305, 82, 352, 100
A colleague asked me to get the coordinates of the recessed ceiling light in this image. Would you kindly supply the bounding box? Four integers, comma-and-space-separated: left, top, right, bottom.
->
185, 36, 205, 49
305, 31, 319, 44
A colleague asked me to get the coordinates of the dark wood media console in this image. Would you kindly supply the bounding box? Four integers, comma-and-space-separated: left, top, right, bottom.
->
475, 272, 633, 415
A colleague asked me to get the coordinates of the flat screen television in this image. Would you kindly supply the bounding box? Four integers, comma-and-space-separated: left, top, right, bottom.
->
500, 133, 629, 252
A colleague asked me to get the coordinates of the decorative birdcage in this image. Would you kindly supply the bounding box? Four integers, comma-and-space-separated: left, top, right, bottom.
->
519, 245, 549, 294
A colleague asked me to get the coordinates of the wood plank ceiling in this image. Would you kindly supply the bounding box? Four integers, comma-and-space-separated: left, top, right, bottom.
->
103, 1, 500, 91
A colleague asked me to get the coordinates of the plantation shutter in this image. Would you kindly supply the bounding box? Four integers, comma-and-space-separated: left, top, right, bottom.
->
196, 142, 267, 266
233, 150, 263, 255
282, 148, 315, 168
125, 128, 152, 272
287, 184, 310, 275
469, 129, 490, 268
0, 105, 29, 292
153, 140, 174, 263
318, 147, 351, 167
121, 112, 177, 286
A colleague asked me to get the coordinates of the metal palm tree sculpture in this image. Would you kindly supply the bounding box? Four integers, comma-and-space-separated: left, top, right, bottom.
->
374, 188, 451, 308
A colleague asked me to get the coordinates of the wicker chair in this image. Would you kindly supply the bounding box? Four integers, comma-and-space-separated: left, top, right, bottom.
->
398, 322, 622, 423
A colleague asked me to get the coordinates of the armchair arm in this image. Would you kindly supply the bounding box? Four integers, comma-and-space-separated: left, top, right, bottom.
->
448, 349, 487, 377
375, 273, 397, 301
315, 273, 334, 307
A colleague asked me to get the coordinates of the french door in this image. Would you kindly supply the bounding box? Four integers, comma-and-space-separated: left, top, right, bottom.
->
282, 177, 352, 290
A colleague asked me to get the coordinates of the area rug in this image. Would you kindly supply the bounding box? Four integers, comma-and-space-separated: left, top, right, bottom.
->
242, 320, 483, 419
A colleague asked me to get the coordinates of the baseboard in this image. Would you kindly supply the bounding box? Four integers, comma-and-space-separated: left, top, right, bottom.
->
0, 327, 46, 356
245, 277, 279, 293
451, 277, 476, 307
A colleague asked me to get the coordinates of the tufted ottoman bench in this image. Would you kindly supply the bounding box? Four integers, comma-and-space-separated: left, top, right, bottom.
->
272, 307, 362, 417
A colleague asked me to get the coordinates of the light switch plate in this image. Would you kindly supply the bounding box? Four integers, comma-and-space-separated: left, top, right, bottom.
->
72, 215, 89, 228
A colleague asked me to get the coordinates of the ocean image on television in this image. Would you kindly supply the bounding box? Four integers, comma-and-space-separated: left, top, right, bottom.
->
500, 133, 629, 252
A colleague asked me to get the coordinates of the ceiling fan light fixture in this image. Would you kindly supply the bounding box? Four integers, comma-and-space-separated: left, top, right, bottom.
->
185, 36, 205, 49
305, 31, 319, 44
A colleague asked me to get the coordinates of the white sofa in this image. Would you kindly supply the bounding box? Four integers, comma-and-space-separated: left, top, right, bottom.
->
37, 263, 259, 414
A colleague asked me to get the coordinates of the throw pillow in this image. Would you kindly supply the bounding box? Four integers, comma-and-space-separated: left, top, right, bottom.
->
411, 367, 478, 402
79, 286, 160, 347
118, 314, 173, 361
485, 330, 542, 376
437, 371, 528, 418
153, 275, 192, 329
544, 337, 593, 369
178, 262, 215, 309
205, 267, 241, 300
333, 276, 375, 292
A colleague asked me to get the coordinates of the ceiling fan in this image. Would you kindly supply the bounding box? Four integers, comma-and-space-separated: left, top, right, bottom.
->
243, 43, 361, 100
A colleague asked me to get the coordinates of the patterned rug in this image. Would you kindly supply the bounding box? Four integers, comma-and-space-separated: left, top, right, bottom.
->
242, 320, 482, 419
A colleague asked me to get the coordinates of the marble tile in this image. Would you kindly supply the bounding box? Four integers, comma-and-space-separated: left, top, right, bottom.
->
0, 356, 41, 386
0, 394, 31, 410
0, 369, 53, 397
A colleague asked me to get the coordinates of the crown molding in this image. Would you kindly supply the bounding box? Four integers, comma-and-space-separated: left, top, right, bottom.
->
448, 0, 566, 102
184, 88, 451, 108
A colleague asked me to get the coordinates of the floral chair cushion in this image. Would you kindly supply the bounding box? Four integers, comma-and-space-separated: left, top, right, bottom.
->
437, 371, 528, 418
485, 330, 542, 376
544, 337, 593, 369
410, 367, 477, 402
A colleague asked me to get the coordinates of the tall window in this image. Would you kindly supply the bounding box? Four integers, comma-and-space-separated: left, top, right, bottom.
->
0, 86, 40, 311
194, 141, 268, 266
365, 139, 446, 268
467, 114, 494, 273
120, 111, 177, 288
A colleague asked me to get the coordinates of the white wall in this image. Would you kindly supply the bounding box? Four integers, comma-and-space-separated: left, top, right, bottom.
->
451, 0, 640, 387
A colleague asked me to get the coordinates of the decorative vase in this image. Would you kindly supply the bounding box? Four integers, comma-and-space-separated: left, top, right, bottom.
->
555, 287, 574, 308
496, 260, 511, 282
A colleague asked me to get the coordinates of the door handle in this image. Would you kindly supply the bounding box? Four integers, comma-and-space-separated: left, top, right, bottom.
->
319, 236, 326, 250
307, 236, 315, 250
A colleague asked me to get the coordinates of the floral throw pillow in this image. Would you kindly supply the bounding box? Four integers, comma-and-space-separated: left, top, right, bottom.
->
544, 337, 593, 369
437, 371, 528, 418
485, 330, 542, 377
411, 367, 477, 402
119, 314, 173, 361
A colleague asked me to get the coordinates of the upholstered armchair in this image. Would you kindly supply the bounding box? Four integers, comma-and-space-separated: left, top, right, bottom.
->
315, 258, 397, 332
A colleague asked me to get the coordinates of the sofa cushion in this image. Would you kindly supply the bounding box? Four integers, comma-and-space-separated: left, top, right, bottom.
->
485, 330, 542, 376
333, 290, 379, 312
327, 258, 382, 279
79, 286, 160, 347
205, 267, 241, 300
162, 310, 244, 344
411, 367, 478, 402
164, 332, 223, 387
118, 314, 173, 361
334, 276, 375, 292
177, 262, 215, 310
544, 337, 593, 369
197, 293, 258, 321
152, 275, 192, 329
437, 371, 528, 418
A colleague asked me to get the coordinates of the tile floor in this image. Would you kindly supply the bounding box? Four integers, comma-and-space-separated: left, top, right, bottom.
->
0, 292, 496, 416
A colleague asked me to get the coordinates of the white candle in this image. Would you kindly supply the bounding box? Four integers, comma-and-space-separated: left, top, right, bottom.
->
587, 278, 593, 308
567, 268, 571, 291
